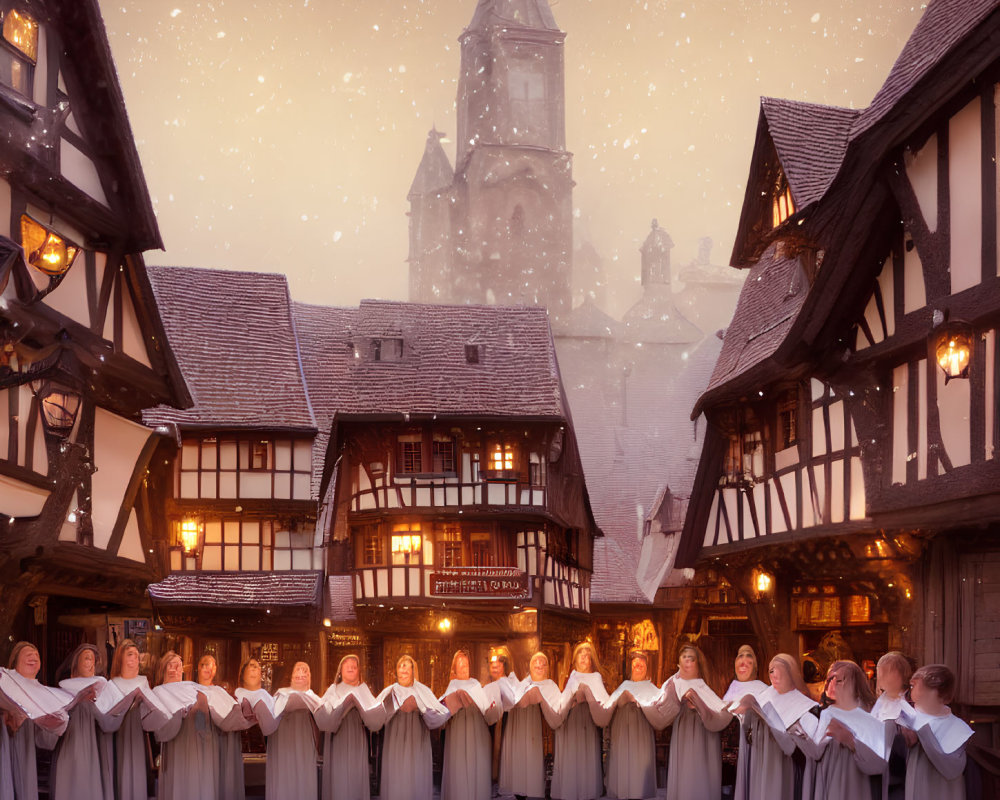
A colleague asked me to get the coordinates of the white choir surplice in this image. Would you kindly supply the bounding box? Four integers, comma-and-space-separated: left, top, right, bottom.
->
795, 705, 887, 800
315, 681, 386, 800
746, 686, 819, 800
605, 679, 672, 800
871, 693, 914, 800
658, 675, 733, 800
152, 681, 220, 800
50, 676, 132, 800
198, 685, 248, 800
439, 678, 499, 800
498, 677, 563, 799
551, 671, 610, 800
375, 681, 449, 800
110, 675, 170, 800
264, 688, 322, 800
723, 678, 769, 800
899, 706, 972, 800
0, 668, 69, 800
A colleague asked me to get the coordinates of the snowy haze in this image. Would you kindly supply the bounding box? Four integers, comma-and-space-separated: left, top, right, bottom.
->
100, 0, 926, 314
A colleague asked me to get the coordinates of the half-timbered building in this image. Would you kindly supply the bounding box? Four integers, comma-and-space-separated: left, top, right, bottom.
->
142, 266, 324, 690
0, 0, 189, 672
296, 299, 600, 691
678, 0, 1000, 736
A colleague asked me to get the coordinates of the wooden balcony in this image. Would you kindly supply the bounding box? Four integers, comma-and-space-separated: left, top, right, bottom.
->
350, 476, 547, 513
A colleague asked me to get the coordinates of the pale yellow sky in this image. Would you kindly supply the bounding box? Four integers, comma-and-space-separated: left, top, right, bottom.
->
100, 0, 926, 314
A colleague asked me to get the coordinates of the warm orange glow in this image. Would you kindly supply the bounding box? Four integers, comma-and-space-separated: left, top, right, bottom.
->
755, 569, 773, 594
437, 617, 452, 632
179, 519, 200, 553
936, 334, 971, 381
491, 443, 513, 471
772, 184, 795, 227
4, 10, 38, 62
391, 523, 422, 555
20, 216, 80, 276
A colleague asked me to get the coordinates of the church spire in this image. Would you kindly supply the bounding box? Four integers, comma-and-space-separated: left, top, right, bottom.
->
465, 0, 560, 33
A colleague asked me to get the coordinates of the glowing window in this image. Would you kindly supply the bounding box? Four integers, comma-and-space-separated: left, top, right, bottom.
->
438, 526, 462, 568
491, 443, 514, 471
3, 10, 36, 61
0, 9, 36, 96
20, 216, 80, 276
771, 174, 795, 228
391, 522, 422, 565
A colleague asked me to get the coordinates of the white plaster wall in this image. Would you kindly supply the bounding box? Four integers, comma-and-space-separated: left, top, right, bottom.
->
907, 133, 938, 233
92, 409, 151, 550
60, 139, 108, 207
937, 368, 971, 469
949, 97, 982, 295
850, 457, 866, 520
903, 232, 927, 314
892, 366, 911, 486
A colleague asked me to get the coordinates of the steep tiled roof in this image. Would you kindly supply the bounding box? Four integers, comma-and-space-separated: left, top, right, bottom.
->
695, 244, 809, 416
408, 129, 454, 199
295, 300, 566, 420
552, 298, 621, 340
143, 267, 315, 431
147, 571, 323, 608
853, 0, 999, 139
762, 98, 859, 209
466, 0, 559, 32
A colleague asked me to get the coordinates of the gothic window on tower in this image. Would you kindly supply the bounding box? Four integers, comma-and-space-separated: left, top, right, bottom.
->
0, 9, 36, 97
508, 65, 546, 141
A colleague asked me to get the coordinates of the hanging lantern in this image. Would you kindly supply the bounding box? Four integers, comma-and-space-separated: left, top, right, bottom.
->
932, 319, 972, 383
30, 380, 80, 436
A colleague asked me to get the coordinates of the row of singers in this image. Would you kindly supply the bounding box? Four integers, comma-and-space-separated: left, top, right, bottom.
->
0, 638, 973, 800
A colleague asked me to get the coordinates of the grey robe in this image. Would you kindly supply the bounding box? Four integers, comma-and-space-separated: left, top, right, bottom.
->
904, 725, 966, 800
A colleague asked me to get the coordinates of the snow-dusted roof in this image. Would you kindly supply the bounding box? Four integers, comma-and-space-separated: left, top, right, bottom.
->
143, 266, 315, 432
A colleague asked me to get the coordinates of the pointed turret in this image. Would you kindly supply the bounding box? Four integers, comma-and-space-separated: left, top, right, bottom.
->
408, 129, 455, 304
408, 128, 454, 200
640, 219, 674, 287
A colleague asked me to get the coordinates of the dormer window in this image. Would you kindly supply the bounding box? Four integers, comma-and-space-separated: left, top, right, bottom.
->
465, 344, 480, 364
20, 215, 80, 276
373, 337, 403, 362
0, 9, 36, 97
772, 172, 795, 228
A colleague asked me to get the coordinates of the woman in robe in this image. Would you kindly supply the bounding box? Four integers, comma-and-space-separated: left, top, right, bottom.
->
234, 658, 271, 754
376, 654, 450, 800
440, 650, 498, 800
723, 644, 769, 800
794, 660, 886, 800
606, 650, 671, 800
734, 653, 818, 800
901, 664, 971, 800
1, 641, 68, 800
499, 651, 562, 800
196, 654, 246, 800
153, 650, 217, 800
266, 660, 322, 800
51, 643, 118, 800
316, 654, 385, 800
109, 638, 168, 800
551, 641, 609, 800
872, 652, 913, 800
658, 643, 732, 800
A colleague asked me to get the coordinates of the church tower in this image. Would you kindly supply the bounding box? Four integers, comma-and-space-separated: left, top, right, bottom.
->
408, 0, 573, 318
455, 0, 573, 318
